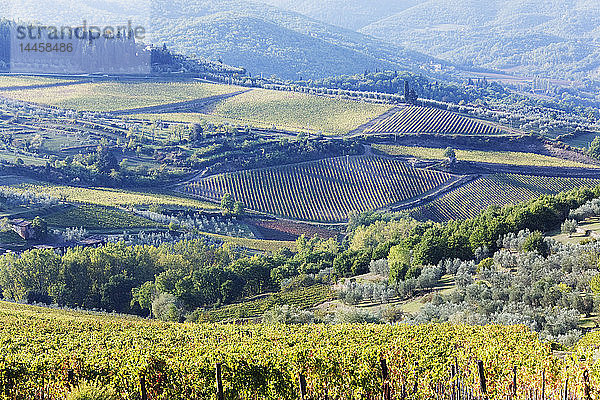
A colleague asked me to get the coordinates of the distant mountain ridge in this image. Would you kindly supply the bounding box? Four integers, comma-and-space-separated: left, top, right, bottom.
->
5, 0, 443, 79
358, 0, 600, 79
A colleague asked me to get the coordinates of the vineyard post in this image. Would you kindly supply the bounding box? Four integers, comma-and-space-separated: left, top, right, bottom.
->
67, 369, 75, 389
216, 363, 224, 400
412, 361, 419, 396
584, 370, 591, 400
380, 357, 391, 400
563, 377, 568, 400
454, 358, 460, 397
140, 375, 147, 400
298, 373, 307, 400
450, 365, 455, 400
512, 366, 517, 399
477, 361, 487, 399
541, 370, 545, 400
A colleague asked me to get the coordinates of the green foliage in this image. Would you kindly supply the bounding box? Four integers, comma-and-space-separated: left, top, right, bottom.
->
522, 231, 549, 257
589, 274, 600, 294
152, 293, 183, 322
388, 245, 411, 283
589, 136, 600, 159
233, 201, 245, 216
31, 217, 47, 240
477, 257, 494, 273
198, 284, 333, 322
221, 193, 234, 213
443, 147, 456, 159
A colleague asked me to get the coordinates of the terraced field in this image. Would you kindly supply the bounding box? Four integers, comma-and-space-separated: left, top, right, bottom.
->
205, 88, 392, 135
183, 156, 455, 222
411, 173, 600, 222
374, 144, 598, 168
0, 82, 242, 112
364, 106, 503, 135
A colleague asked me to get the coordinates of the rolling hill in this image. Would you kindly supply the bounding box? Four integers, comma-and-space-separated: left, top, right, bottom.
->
259, 0, 423, 30
183, 156, 456, 222
7, 0, 440, 79
360, 0, 600, 79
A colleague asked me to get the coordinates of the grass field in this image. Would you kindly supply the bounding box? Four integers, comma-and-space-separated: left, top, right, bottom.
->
200, 231, 295, 252
44, 204, 159, 230
0, 82, 242, 112
562, 131, 600, 149
184, 156, 455, 222
374, 144, 598, 168
0, 182, 218, 210
364, 106, 503, 135
549, 217, 600, 245
0, 149, 48, 166
205, 89, 391, 135
411, 173, 600, 222
0, 75, 76, 88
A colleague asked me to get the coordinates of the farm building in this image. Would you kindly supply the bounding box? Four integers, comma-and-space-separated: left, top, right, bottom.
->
9, 219, 36, 240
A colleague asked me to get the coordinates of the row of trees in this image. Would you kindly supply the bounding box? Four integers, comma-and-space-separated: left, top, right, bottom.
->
0, 234, 341, 319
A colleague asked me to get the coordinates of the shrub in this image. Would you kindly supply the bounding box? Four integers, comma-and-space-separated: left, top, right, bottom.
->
152, 293, 183, 322
263, 305, 314, 324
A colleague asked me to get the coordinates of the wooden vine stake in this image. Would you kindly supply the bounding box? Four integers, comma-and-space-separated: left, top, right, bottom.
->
381, 357, 391, 400
216, 363, 224, 400
584, 369, 592, 400
67, 369, 76, 389
477, 360, 487, 399
140, 375, 147, 400
512, 366, 517, 399
298, 373, 307, 400
541, 369, 545, 400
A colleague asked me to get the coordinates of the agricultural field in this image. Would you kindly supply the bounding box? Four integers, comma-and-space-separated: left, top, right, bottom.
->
199, 232, 295, 252
183, 156, 456, 222
0, 182, 218, 210
549, 217, 600, 245
561, 131, 600, 149
410, 173, 600, 222
0, 149, 48, 166
199, 284, 334, 322
374, 144, 598, 168
204, 88, 392, 135
0, 300, 594, 400
44, 204, 159, 230
0, 75, 77, 88
364, 106, 503, 135
0, 82, 242, 112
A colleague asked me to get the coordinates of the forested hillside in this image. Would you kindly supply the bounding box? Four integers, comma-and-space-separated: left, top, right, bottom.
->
8, 0, 438, 79
360, 0, 600, 79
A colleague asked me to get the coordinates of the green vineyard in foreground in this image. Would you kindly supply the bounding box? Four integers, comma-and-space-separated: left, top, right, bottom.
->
364, 106, 503, 135
183, 156, 455, 222
0, 301, 596, 400
411, 174, 600, 222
